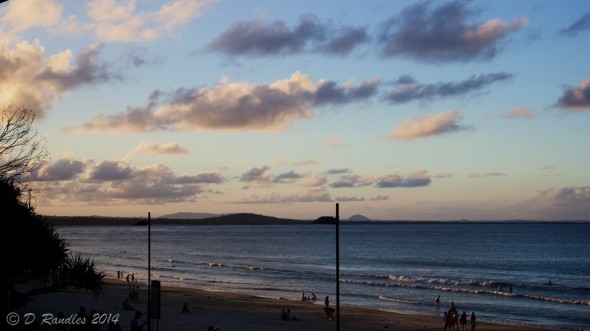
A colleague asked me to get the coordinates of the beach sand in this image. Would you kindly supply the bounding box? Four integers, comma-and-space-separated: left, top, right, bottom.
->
14, 279, 558, 331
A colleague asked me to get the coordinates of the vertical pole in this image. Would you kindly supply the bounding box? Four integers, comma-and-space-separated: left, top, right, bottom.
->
335, 203, 340, 331
147, 212, 151, 331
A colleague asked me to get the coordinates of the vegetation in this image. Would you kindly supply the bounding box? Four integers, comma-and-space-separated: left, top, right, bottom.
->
1, 106, 104, 310
0, 106, 49, 190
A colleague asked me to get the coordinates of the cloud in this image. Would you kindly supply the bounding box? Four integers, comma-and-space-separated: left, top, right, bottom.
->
560, 12, 590, 36
208, 14, 369, 57
67, 71, 378, 132
468, 172, 507, 178
320, 137, 345, 148
498, 107, 534, 119
0, 0, 63, 33
330, 174, 375, 188
273, 170, 303, 184
313, 78, 380, 105
388, 111, 471, 141
325, 168, 350, 175
235, 188, 332, 204
34, 159, 223, 204
523, 186, 590, 220
433, 172, 454, 179
239, 166, 272, 186
336, 196, 365, 202
300, 172, 327, 187
0, 42, 117, 118
90, 160, 133, 181
131, 141, 189, 155
378, 1, 527, 62
87, 0, 212, 42
376, 170, 431, 188
173, 171, 225, 184
31, 159, 86, 181
556, 78, 590, 111
384, 73, 513, 104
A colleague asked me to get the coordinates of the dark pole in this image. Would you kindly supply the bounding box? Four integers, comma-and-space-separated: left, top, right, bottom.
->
147, 212, 151, 331
335, 203, 340, 331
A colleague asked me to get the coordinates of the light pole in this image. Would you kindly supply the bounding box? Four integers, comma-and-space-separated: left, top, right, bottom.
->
147, 212, 151, 331
335, 203, 340, 331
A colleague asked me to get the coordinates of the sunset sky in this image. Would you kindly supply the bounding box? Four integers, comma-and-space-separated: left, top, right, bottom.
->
2, 0, 589, 220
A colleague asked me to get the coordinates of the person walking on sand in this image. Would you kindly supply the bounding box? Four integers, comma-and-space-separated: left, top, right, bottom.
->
470, 312, 477, 330
324, 296, 330, 308
460, 311, 467, 331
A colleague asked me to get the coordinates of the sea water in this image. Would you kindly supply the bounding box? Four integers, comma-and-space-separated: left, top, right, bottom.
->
57, 222, 590, 329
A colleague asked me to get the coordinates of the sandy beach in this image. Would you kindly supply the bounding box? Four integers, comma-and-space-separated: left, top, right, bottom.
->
12, 279, 561, 331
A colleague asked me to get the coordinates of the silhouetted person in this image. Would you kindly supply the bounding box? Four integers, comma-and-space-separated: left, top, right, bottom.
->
470, 312, 477, 330
324, 296, 329, 308
460, 311, 467, 331
436, 295, 440, 305
182, 302, 191, 314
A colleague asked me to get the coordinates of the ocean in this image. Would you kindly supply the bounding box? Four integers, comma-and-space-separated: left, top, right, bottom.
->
57, 222, 590, 330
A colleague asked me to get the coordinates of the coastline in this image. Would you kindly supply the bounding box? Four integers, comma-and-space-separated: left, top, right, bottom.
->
13, 279, 562, 331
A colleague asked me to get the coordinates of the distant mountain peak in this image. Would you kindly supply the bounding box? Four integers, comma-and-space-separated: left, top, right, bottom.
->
158, 212, 221, 219
346, 214, 371, 221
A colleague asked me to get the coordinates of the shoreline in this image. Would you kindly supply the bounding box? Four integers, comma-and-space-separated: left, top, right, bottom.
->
13, 278, 562, 331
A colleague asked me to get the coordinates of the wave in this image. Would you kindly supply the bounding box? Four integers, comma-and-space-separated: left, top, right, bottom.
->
341, 278, 589, 306
242, 266, 264, 271
378, 295, 419, 305
208, 262, 224, 267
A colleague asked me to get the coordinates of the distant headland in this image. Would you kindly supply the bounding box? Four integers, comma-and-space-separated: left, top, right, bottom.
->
43, 213, 587, 226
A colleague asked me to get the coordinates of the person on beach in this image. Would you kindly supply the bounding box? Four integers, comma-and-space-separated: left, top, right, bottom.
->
460, 311, 467, 331
324, 296, 330, 308
311, 293, 317, 301
442, 312, 449, 331
182, 302, 191, 314
301, 292, 306, 300
130, 310, 147, 331
470, 312, 477, 330
436, 295, 440, 305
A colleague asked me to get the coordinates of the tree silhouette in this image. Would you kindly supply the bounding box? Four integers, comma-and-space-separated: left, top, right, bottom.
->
2, 179, 105, 310
1, 106, 49, 190
1, 106, 104, 311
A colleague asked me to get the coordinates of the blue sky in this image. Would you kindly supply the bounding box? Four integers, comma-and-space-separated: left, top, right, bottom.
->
1, 0, 589, 220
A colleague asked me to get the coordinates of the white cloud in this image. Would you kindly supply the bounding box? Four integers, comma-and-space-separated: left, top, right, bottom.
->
68, 71, 378, 132
0, 41, 116, 118
131, 141, 189, 155
236, 188, 332, 204
388, 110, 470, 141
498, 107, 534, 119
320, 137, 345, 148
87, 0, 213, 42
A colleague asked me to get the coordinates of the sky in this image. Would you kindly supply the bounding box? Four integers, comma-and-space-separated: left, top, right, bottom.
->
1, 0, 589, 220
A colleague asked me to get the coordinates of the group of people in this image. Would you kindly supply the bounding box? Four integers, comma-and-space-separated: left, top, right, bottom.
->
116, 271, 138, 284
280, 308, 299, 321
441, 301, 477, 331
300, 292, 317, 301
